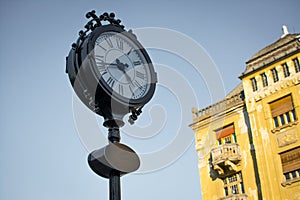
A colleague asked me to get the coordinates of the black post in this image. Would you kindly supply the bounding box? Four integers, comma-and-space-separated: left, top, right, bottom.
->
108, 127, 121, 200
109, 170, 121, 200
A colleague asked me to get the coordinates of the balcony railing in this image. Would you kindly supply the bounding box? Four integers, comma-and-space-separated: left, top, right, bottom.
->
211, 143, 242, 166
218, 194, 248, 200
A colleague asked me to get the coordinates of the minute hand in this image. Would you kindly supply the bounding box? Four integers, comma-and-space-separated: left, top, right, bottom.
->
122, 70, 132, 83
96, 61, 118, 66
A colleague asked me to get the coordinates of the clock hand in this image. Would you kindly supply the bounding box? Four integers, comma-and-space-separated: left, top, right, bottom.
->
127, 48, 132, 55
97, 59, 131, 82
123, 70, 132, 83
96, 60, 118, 66
116, 59, 130, 72
115, 59, 132, 82
115, 59, 125, 70
97, 60, 129, 71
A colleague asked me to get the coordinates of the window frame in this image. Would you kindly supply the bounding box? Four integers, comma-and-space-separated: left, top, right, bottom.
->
269, 94, 297, 129
271, 68, 279, 82
280, 147, 300, 185
282, 62, 290, 77
293, 57, 300, 73
250, 77, 258, 91
222, 172, 245, 196
260, 72, 268, 87
215, 124, 237, 145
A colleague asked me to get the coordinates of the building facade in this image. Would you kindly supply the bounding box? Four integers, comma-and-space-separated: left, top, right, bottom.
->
190, 28, 300, 200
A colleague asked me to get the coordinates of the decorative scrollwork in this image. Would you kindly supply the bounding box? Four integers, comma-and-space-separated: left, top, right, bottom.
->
128, 106, 143, 125
72, 10, 127, 51
82, 10, 124, 36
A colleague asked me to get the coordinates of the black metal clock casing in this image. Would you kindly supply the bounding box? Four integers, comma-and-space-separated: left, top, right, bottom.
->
66, 12, 157, 126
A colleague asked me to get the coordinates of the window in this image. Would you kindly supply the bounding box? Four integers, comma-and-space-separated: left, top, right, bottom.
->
271, 68, 279, 82
218, 139, 222, 145
250, 77, 258, 91
280, 147, 300, 183
270, 95, 297, 128
224, 136, 232, 144
216, 124, 236, 145
224, 187, 228, 196
223, 172, 245, 196
261, 72, 268, 87
293, 58, 300, 73
282, 63, 290, 77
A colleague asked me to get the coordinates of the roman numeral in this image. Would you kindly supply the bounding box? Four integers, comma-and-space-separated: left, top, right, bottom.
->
100, 70, 109, 79
95, 55, 106, 73
133, 61, 141, 66
136, 71, 145, 79
97, 65, 106, 73
107, 77, 115, 87
95, 55, 104, 60
116, 38, 123, 50
97, 44, 107, 51
134, 80, 142, 88
95, 55, 104, 65
129, 83, 135, 94
101, 70, 108, 76
106, 37, 113, 48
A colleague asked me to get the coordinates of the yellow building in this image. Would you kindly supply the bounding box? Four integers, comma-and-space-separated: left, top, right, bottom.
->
190, 27, 300, 200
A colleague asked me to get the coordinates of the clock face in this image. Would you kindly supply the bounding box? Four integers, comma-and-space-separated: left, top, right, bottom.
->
93, 31, 153, 102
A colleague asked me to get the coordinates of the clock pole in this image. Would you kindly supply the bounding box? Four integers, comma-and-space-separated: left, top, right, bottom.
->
108, 127, 121, 200
88, 116, 140, 200
110, 170, 121, 200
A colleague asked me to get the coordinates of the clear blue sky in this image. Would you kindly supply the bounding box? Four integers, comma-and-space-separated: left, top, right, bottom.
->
0, 1, 299, 200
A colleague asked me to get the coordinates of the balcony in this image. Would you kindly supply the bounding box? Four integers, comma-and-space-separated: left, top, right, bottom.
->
211, 143, 242, 165
211, 143, 242, 175
218, 194, 248, 200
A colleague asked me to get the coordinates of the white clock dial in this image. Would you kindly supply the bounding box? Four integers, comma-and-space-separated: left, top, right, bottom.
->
94, 32, 152, 100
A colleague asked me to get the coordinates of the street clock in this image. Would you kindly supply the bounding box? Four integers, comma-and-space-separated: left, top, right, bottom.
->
66, 11, 157, 127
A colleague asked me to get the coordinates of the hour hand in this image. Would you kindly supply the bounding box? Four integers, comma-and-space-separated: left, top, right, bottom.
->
115, 59, 132, 82
116, 59, 130, 71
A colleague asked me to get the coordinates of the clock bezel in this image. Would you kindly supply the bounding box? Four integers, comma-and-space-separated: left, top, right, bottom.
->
86, 24, 157, 107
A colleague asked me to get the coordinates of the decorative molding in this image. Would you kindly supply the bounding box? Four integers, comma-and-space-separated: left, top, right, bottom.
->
218, 194, 248, 200
272, 121, 299, 133
281, 177, 300, 187
246, 73, 300, 103
276, 129, 298, 147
